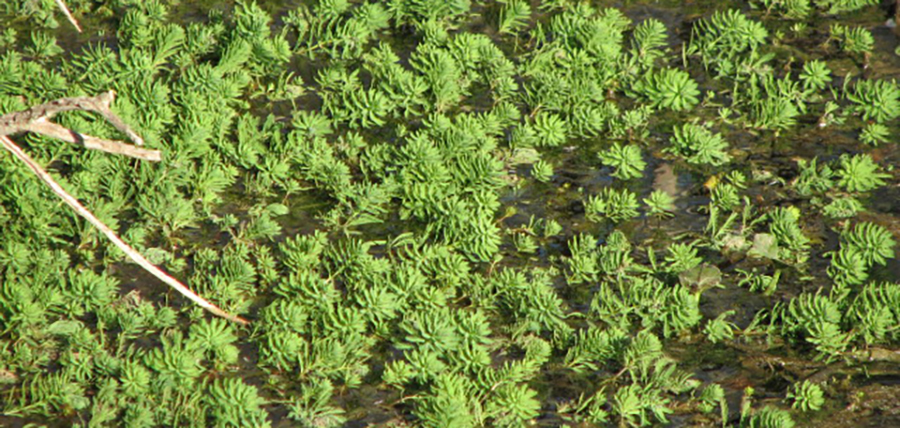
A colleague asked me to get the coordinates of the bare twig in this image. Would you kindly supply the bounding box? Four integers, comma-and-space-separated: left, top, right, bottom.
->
0, 91, 249, 325
0, 91, 144, 146
1, 135, 249, 325
23, 119, 160, 161
55, 0, 82, 33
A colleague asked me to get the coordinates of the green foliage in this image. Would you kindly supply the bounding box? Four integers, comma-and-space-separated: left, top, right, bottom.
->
698, 383, 728, 422
630, 19, 668, 68
766, 207, 810, 264
665, 243, 703, 274
1, 0, 898, 426
828, 246, 869, 287
758, 0, 812, 19
498, 0, 531, 35
531, 159, 553, 183
598, 143, 646, 180
414, 373, 481, 428
823, 196, 864, 219
842, 222, 896, 267
799, 60, 832, 92
486, 383, 541, 427
634, 68, 700, 112
831, 24, 874, 55
848, 79, 900, 123
689, 10, 768, 77
667, 123, 731, 166
743, 406, 795, 428
287, 378, 347, 428
704, 310, 737, 343
531, 112, 567, 147
792, 157, 835, 196
585, 188, 641, 223
836, 153, 889, 192
206, 378, 270, 428
816, 0, 877, 14
787, 380, 824, 412
859, 123, 889, 146
784, 292, 850, 357
644, 190, 675, 219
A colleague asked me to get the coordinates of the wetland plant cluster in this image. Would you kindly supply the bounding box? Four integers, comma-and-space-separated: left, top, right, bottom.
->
0, 0, 898, 426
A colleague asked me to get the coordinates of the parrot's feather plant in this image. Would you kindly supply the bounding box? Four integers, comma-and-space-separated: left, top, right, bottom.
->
1, 0, 899, 427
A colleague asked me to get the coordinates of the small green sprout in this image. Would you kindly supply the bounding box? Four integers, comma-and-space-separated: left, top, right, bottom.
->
644, 190, 675, 219
823, 197, 864, 219
859, 123, 889, 146
532, 112, 567, 147
585, 188, 641, 223
207, 378, 270, 428
531, 159, 554, 183
787, 380, 825, 412
703, 310, 737, 343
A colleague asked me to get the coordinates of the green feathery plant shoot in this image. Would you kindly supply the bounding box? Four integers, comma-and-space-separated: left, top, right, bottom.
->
2, 0, 900, 427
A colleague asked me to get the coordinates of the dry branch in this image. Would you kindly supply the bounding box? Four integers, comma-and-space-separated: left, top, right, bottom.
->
0, 92, 249, 325
55, 0, 82, 33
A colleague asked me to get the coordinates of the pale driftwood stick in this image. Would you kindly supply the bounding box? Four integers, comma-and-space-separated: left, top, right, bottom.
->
23, 119, 160, 161
0, 91, 247, 324
55, 0, 82, 33
0, 135, 249, 325
0, 91, 144, 146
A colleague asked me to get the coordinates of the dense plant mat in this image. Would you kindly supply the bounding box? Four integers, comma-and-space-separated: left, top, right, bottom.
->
1, 0, 899, 426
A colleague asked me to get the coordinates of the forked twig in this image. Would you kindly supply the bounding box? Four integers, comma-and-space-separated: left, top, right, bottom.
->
0, 92, 249, 325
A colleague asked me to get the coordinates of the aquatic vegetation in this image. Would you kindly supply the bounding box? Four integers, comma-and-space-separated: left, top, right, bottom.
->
643, 190, 675, 219
787, 380, 825, 412
848, 79, 900, 123
689, 9, 768, 77
842, 222, 896, 267
598, 142, 646, 180
634, 68, 700, 112
859, 122, 889, 146
667, 123, 732, 166
585, 188, 641, 223
836, 153, 889, 192
816, 0, 879, 14
530, 159, 554, 183
3, 0, 900, 427
830, 24, 874, 56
